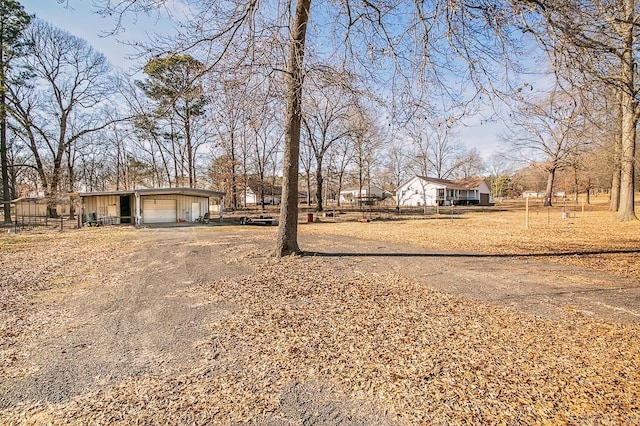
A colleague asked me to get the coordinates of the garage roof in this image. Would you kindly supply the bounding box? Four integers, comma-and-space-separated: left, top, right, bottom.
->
79, 188, 225, 198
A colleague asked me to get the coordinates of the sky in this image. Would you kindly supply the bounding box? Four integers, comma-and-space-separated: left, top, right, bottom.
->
25, 0, 506, 161
25, 1, 167, 72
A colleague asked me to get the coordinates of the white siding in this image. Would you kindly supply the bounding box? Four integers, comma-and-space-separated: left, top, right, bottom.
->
339, 186, 384, 204
396, 177, 441, 207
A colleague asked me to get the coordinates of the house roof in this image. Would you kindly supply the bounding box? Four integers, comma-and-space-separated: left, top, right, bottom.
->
246, 179, 282, 196
402, 176, 487, 191
79, 187, 226, 198
339, 185, 384, 194
452, 177, 488, 189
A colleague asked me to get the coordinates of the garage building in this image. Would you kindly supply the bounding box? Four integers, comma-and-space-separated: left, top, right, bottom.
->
79, 188, 225, 225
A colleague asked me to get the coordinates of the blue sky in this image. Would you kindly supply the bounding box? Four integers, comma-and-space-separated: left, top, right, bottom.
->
25, 1, 164, 71
25, 0, 506, 160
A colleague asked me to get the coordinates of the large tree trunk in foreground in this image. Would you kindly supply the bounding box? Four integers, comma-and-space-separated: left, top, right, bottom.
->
617, 98, 636, 221
274, 0, 310, 256
616, 1, 637, 221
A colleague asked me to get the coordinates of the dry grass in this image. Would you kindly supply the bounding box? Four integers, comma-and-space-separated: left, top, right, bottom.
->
1, 204, 639, 424
302, 198, 640, 281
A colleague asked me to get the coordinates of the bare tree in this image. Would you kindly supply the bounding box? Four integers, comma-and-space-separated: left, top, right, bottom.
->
504, 88, 590, 206
210, 76, 252, 209
520, 0, 639, 220
486, 153, 514, 199
302, 71, 354, 212
407, 117, 463, 179
274, 0, 310, 254
120, 76, 174, 187
328, 138, 354, 207
349, 105, 384, 207
452, 148, 485, 179
407, 129, 431, 178
10, 19, 120, 216
299, 130, 314, 207
249, 98, 282, 209
382, 139, 410, 210
428, 120, 464, 179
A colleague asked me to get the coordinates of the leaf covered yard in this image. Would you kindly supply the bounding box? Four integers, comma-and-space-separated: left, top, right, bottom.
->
1, 206, 639, 424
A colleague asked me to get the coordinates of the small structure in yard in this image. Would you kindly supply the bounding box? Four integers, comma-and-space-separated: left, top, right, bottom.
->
78, 188, 225, 226
396, 176, 491, 207
11, 196, 77, 228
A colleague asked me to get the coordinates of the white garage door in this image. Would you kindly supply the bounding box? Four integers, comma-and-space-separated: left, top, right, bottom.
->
142, 199, 177, 223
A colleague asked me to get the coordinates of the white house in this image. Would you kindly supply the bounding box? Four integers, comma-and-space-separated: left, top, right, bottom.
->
339, 185, 385, 205
396, 176, 491, 207
244, 180, 282, 206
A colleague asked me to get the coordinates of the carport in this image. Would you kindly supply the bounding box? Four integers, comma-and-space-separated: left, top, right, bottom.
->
79, 188, 225, 225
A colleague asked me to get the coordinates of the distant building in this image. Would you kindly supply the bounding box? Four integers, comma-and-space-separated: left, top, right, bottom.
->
244, 179, 282, 206
396, 176, 491, 207
339, 186, 385, 205
522, 191, 566, 199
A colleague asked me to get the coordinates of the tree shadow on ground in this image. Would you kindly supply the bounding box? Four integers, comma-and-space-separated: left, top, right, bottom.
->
301, 248, 640, 258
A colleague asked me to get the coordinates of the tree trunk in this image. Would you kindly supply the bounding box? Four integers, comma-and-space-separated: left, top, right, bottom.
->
67, 145, 75, 220
315, 156, 323, 212
610, 94, 623, 211
230, 132, 237, 209
617, 0, 637, 221
573, 167, 579, 203
1, 88, 11, 223
610, 156, 621, 211
274, 0, 310, 257
184, 106, 195, 188
543, 167, 556, 207
617, 98, 636, 220
336, 172, 344, 207
0, 43, 11, 223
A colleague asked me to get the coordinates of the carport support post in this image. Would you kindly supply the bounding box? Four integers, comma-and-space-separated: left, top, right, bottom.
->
135, 192, 141, 225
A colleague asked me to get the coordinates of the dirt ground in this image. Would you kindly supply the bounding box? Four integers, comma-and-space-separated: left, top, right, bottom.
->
1, 224, 639, 424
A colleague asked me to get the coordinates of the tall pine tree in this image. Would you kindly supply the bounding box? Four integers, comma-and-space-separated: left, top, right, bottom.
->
0, 0, 30, 222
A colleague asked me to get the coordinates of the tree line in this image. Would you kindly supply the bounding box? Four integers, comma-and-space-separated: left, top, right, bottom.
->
0, 0, 637, 255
